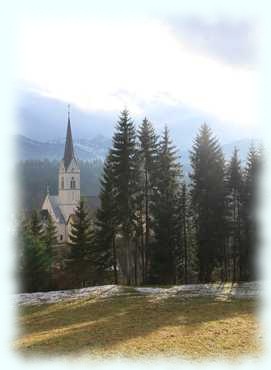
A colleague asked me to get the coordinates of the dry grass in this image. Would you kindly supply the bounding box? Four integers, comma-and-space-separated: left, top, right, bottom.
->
15, 295, 261, 359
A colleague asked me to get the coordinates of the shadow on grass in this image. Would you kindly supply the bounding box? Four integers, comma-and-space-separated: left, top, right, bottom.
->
16, 296, 258, 356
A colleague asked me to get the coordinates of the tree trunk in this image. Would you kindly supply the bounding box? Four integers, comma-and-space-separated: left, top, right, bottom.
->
126, 235, 131, 285
134, 238, 138, 286
139, 208, 145, 285
223, 239, 228, 281
144, 168, 149, 284
183, 191, 188, 284
232, 192, 237, 282
112, 235, 118, 284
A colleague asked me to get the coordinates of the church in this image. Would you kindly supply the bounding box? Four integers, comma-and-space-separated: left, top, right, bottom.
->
41, 108, 80, 243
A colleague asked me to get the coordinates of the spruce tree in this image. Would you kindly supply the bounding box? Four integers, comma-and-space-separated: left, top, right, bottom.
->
240, 144, 261, 281
19, 218, 49, 292
226, 147, 243, 281
190, 123, 226, 282
29, 209, 44, 238
110, 109, 138, 284
180, 183, 189, 284
94, 152, 118, 284
150, 126, 182, 284
43, 214, 58, 251
172, 188, 184, 284
42, 214, 58, 287
137, 117, 158, 282
68, 199, 93, 287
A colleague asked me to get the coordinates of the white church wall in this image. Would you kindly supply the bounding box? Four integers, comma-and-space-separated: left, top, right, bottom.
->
59, 204, 79, 223
57, 223, 67, 243
58, 159, 80, 206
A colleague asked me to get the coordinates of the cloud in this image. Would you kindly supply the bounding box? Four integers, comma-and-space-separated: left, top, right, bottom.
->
18, 87, 258, 149
164, 17, 257, 67
18, 18, 257, 130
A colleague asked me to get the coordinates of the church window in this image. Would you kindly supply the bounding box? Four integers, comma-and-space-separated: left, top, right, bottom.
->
61, 177, 64, 189
60, 234, 63, 241
71, 177, 76, 189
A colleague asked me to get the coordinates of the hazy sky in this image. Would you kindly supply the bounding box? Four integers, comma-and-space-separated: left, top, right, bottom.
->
18, 12, 258, 135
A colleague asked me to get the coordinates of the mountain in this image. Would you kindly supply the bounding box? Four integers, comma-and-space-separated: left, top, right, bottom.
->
16, 133, 257, 169
16, 134, 111, 162
16, 87, 260, 166
17, 88, 257, 150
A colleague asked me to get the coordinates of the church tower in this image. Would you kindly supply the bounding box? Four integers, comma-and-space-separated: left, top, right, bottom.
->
58, 106, 80, 221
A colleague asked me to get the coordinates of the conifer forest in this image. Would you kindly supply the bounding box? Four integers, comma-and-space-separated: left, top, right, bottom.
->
18, 110, 261, 292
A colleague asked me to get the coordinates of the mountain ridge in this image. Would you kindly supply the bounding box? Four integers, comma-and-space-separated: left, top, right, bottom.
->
16, 133, 258, 165
17, 88, 258, 149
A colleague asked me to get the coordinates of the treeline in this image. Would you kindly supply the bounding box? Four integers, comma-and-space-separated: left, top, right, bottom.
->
18, 159, 103, 212
18, 110, 261, 292
93, 111, 261, 285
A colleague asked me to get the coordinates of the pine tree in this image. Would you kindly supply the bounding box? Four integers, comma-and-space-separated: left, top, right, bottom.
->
190, 123, 226, 282
94, 152, 118, 284
110, 109, 138, 284
68, 199, 93, 287
150, 126, 182, 284
226, 147, 243, 281
137, 117, 158, 282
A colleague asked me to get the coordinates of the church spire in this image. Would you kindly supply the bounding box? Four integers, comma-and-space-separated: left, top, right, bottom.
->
63, 104, 75, 170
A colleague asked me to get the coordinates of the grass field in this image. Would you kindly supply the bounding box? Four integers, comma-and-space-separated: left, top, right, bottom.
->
15, 293, 261, 359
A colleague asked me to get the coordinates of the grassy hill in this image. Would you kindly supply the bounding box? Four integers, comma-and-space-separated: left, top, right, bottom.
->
15, 285, 261, 359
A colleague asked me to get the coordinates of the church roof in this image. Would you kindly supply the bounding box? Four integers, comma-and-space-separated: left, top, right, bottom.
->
49, 195, 65, 224
63, 107, 76, 170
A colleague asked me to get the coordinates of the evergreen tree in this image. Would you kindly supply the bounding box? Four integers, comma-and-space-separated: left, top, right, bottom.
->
226, 147, 243, 281
43, 214, 58, 250
186, 196, 198, 282
137, 117, 158, 282
172, 189, 184, 284
29, 209, 43, 237
179, 183, 189, 284
19, 218, 50, 292
240, 145, 261, 281
94, 152, 118, 284
110, 109, 138, 284
42, 214, 58, 287
190, 123, 226, 282
68, 199, 93, 287
150, 126, 182, 284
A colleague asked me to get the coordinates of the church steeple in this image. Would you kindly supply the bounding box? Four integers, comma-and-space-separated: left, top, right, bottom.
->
58, 104, 80, 219
63, 104, 75, 170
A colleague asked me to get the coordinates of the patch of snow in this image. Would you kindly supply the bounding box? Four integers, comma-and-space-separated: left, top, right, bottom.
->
14, 282, 260, 306
14, 285, 122, 306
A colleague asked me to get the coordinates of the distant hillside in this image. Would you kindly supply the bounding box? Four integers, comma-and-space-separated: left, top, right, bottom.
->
16, 134, 111, 161
18, 160, 103, 212
17, 134, 260, 212
17, 88, 256, 149
16, 134, 259, 168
